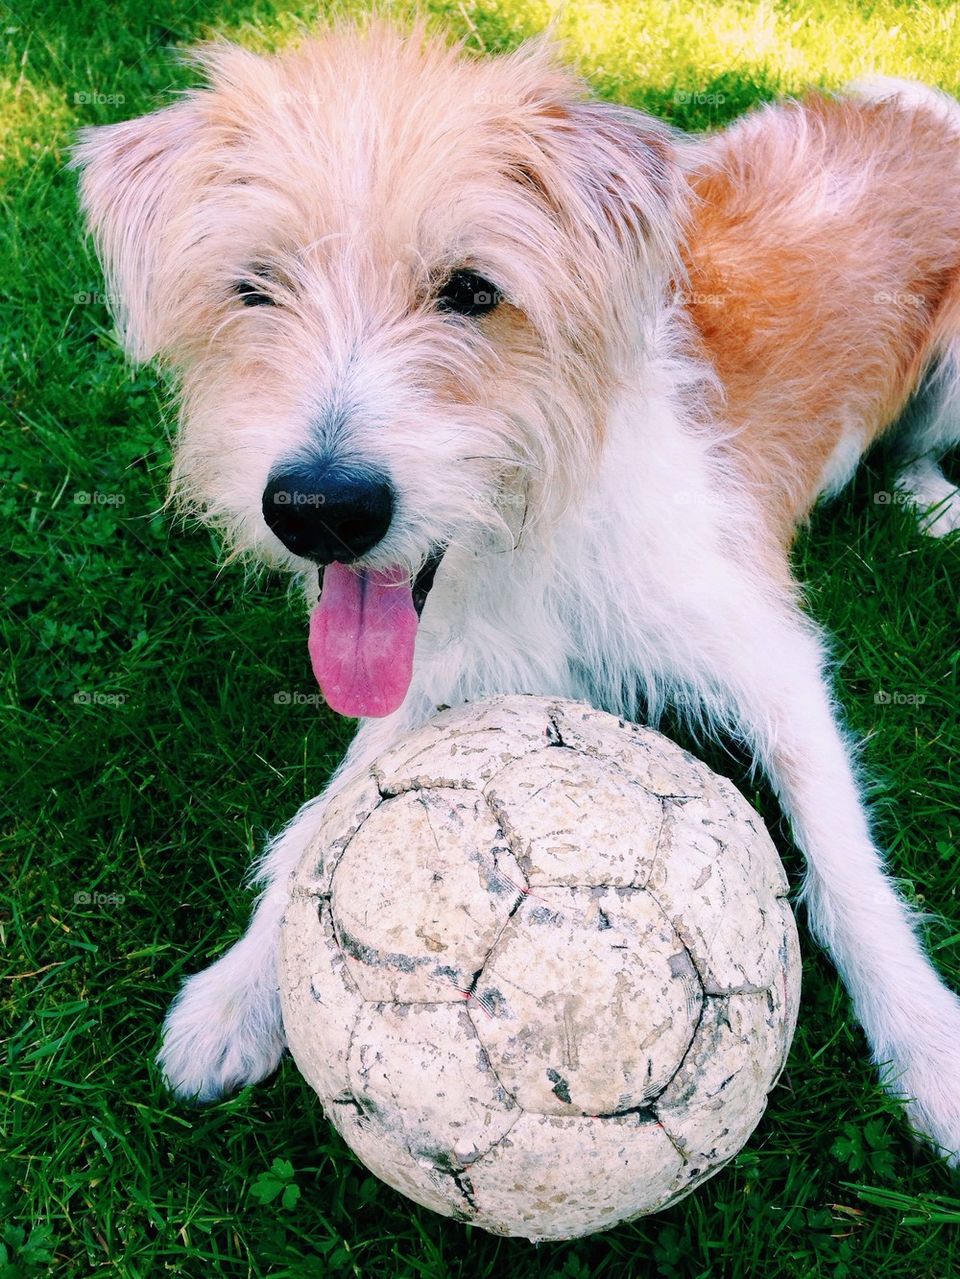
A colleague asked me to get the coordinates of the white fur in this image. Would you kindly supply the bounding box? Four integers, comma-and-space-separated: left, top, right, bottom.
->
848, 75, 960, 133
818, 415, 867, 500
895, 455, 960, 535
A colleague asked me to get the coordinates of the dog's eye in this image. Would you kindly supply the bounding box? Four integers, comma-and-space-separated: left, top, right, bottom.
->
233, 265, 280, 307
233, 278, 277, 307
436, 270, 502, 317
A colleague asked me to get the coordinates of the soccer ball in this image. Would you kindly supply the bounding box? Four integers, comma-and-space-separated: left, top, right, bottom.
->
279, 696, 800, 1241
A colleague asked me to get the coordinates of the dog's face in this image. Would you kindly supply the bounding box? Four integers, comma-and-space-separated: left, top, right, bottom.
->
75, 23, 681, 716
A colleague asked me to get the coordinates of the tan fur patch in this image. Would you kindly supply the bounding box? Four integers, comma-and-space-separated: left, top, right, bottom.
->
681, 93, 960, 543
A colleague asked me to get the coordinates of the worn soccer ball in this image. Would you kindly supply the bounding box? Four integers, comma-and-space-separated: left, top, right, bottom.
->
279, 696, 800, 1241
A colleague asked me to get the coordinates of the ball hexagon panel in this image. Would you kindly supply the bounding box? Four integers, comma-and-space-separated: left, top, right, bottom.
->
770, 899, 803, 1078
278, 894, 363, 1101
484, 746, 664, 887
646, 795, 788, 994
327, 1100, 466, 1220
294, 772, 383, 897
347, 1002, 519, 1165
548, 700, 711, 798
372, 696, 558, 793
464, 1111, 687, 1241
330, 787, 527, 1002
654, 991, 785, 1166
708, 775, 790, 896
471, 886, 703, 1115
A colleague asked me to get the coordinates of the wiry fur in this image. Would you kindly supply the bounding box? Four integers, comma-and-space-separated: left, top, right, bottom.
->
685, 83, 960, 540
74, 23, 960, 1161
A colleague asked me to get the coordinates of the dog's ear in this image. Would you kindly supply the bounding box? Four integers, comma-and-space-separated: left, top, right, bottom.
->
72, 100, 208, 361
555, 100, 683, 261
522, 96, 686, 288
492, 35, 687, 296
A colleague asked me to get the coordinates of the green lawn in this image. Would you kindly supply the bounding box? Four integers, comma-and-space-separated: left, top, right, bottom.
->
2, 1, 959, 1275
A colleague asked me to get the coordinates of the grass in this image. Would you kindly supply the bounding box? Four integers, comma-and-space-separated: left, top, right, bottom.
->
1, 0, 958, 1275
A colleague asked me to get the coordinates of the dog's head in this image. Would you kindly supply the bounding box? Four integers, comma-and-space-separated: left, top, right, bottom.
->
74, 22, 683, 717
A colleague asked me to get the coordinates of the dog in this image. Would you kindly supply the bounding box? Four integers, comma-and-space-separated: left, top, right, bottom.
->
74, 21, 960, 1161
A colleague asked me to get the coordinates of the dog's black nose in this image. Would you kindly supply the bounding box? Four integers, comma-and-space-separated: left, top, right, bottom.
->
262, 463, 394, 564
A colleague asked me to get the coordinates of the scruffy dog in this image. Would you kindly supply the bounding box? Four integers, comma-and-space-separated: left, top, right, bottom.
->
75, 22, 960, 1160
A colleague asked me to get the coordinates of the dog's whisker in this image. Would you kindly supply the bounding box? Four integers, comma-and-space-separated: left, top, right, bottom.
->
454, 454, 543, 471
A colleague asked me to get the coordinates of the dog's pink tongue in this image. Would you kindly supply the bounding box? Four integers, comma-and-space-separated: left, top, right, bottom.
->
308, 563, 417, 718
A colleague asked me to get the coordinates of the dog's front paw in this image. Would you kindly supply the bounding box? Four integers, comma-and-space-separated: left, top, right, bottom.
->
158, 951, 285, 1103
884, 989, 960, 1166
899, 1055, 960, 1167
895, 460, 960, 538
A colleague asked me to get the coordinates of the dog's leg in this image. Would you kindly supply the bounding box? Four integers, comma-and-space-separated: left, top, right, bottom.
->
895, 456, 960, 537
891, 349, 960, 537
158, 711, 417, 1102
686, 587, 960, 1161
